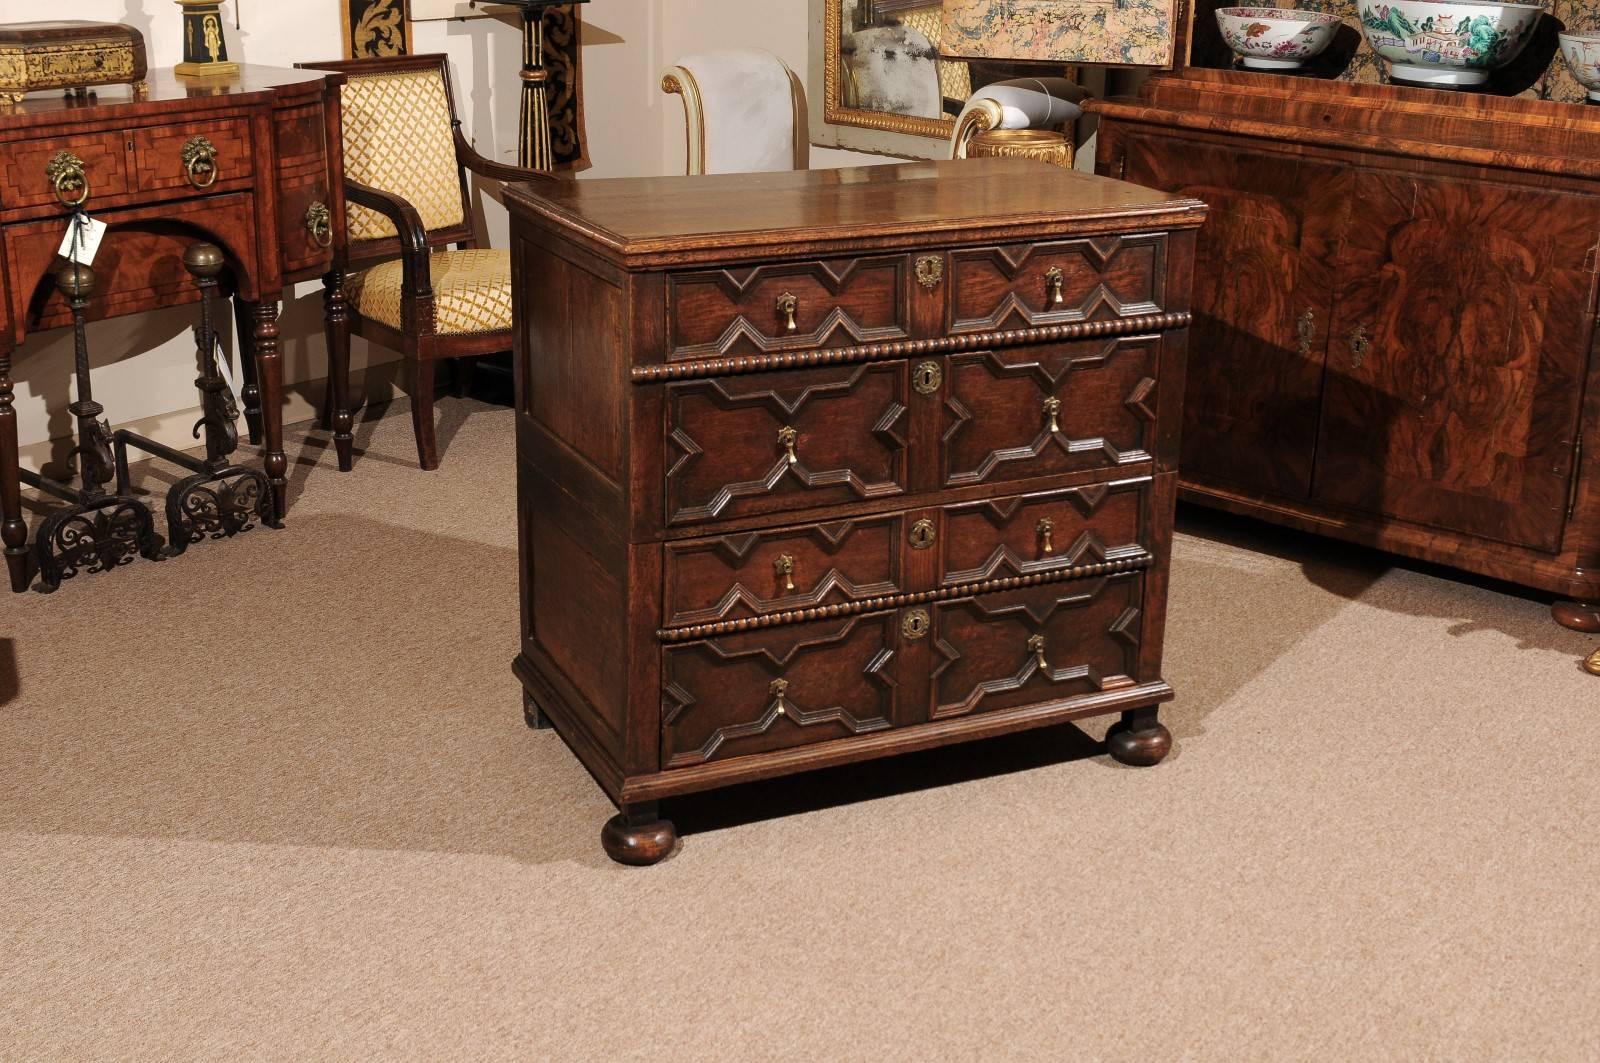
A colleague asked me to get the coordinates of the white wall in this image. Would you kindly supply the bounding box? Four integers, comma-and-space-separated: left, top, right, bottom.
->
3, 0, 885, 469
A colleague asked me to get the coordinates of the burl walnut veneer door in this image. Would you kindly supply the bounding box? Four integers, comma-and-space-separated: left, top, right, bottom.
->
1120, 134, 1348, 498
1314, 173, 1597, 552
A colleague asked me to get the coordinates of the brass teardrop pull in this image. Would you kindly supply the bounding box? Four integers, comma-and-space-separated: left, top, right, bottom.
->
775, 553, 796, 593
1036, 516, 1055, 557
1042, 396, 1061, 435
769, 677, 789, 716
1045, 266, 1065, 307
776, 291, 798, 332
1027, 633, 1048, 672
777, 425, 798, 466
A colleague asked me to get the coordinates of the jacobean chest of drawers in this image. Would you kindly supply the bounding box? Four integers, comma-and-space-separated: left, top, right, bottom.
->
504, 158, 1206, 865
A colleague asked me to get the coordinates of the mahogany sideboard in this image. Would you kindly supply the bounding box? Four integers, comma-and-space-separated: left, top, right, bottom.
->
1091, 37, 1600, 643
504, 159, 1207, 865
0, 65, 345, 592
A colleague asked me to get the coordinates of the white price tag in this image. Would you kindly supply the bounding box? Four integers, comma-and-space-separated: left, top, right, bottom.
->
57, 213, 107, 266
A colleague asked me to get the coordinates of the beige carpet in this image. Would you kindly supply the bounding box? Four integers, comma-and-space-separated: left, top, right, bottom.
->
4, 399, 1599, 1061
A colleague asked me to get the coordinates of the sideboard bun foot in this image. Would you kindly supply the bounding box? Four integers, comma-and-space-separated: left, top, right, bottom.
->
1106, 708, 1173, 767
1552, 601, 1600, 634
522, 690, 551, 730
601, 804, 677, 867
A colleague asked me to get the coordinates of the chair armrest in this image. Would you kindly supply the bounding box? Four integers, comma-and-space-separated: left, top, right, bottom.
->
344, 178, 433, 307
453, 121, 560, 184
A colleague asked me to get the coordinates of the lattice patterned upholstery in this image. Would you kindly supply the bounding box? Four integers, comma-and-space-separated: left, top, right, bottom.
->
896, 4, 973, 103
345, 249, 512, 335
339, 67, 465, 241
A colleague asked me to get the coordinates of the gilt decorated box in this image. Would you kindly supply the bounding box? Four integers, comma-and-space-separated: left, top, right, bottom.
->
0, 21, 148, 104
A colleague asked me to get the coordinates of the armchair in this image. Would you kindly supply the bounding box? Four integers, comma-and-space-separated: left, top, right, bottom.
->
297, 54, 556, 470
661, 48, 808, 175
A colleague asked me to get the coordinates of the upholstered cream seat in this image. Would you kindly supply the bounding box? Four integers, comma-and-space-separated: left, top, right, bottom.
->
343, 249, 513, 336
662, 48, 807, 175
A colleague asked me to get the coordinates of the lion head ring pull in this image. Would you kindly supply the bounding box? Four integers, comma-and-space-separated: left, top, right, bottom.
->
305, 201, 334, 249
777, 425, 799, 466
47, 151, 89, 209
182, 135, 219, 189
1027, 633, 1049, 672
776, 291, 799, 333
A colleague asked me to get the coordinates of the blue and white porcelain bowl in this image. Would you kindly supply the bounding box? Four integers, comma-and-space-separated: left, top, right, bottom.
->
1357, 0, 1543, 86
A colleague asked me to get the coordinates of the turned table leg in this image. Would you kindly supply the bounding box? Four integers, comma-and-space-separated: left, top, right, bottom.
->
0, 349, 27, 592
321, 268, 353, 472
249, 301, 288, 521
1106, 706, 1173, 767
601, 802, 676, 866
231, 295, 262, 446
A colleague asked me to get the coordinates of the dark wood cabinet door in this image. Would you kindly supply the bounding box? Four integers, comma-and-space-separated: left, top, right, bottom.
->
1314, 173, 1597, 552
1120, 133, 1349, 498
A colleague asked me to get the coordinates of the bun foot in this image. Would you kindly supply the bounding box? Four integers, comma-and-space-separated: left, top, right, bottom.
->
1585, 649, 1600, 677
1553, 601, 1600, 633
1106, 708, 1172, 767
601, 803, 676, 866
523, 690, 551, 730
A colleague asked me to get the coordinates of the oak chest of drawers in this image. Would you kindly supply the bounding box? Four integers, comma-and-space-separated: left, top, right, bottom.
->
504, 159, 1206, 865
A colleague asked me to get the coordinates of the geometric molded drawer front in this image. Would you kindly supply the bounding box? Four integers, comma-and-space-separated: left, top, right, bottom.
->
663, 512, 905, 628
940, 337, 1159, 490
948, 234, 1165, 334
661, 612, 900, 768
939, 477, 1152, 586
668, 254, 911, 360
665, 361, 909, 527
929, 575, 1144, 720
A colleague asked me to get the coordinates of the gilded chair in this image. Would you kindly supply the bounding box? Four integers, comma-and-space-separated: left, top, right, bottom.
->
297, 54, 554, 470
661, 49, 808, 175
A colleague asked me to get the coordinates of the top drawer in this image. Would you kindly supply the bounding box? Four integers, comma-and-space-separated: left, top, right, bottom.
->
667, 253, 912, 360
1, 130, 132, 211
131, 118, 253, 194
949, 234, 1168, 334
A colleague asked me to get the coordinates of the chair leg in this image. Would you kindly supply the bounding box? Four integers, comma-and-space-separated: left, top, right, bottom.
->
410, 357, 439, 470
321, 268, 353, 472
232, 296, 263, 447
452, 355, 479, 399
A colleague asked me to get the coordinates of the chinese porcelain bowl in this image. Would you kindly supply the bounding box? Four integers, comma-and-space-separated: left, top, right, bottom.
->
1216, 7, 1343, 68
1559, 32, 1600, 101
1357, 0, 1543, 86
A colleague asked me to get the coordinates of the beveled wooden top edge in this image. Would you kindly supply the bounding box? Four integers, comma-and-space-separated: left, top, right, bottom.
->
0, 64, 334, 130
504, 158, 1207, 266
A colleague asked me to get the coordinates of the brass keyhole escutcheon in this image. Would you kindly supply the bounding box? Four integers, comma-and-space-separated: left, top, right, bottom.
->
1349, 324, 1370, 369
1037, 516, 1055, 557
912, 360, 943, 396
1027, 633, 1049, 671
777, 425, 798, 466
1044, 266, 1065, 307
901, 608, 930, 640
909, 518, 936, 549
1296, 307, 1316, 356
770, 677, 789, 716
776, 291, 799, 333
775, 553, 796, 593
915, 255, 943, 290
1043, 396, 1062, 435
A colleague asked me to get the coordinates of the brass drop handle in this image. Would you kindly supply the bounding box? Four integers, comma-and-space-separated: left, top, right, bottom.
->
182, 135, 219, 189
775, 553, 796, 593
1042, 396, 1061, 435
776, 291, 798, 333
1037, 516, 1055, 557
47, 151, 89, 208
1045, 266, 1065, 307
305, 201, 333, 249
1349, 324, 1370, 369
770, 677, 789, 716
1027, 633, 1049, 672
778, 425, 798, 466
1296, 307, 1316, 356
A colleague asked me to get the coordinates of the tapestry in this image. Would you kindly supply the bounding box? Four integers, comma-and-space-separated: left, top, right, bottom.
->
343, 0, 411, 59
543, 3, 588, 170
939, 0, 1178, 68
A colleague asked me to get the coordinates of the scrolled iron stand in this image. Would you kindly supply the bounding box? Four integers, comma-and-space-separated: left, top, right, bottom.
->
112, 242, 277, 558
21, 262, 163, 592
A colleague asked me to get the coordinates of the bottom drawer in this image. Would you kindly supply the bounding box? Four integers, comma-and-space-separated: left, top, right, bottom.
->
660, 570, 1155, 769
928, 574, 1145, 721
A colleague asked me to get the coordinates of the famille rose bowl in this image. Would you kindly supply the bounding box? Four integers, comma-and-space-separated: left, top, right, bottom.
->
1357, 0, 1543, 86
1559, 32, 1600, 101
1215, 7, 1343, 69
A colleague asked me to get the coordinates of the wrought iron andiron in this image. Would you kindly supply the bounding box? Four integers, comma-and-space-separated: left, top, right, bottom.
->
20, 262, 162, 591
112, 242, 276, 557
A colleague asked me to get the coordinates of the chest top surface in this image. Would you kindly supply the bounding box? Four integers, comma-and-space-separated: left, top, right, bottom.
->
505, 158, 1207, 267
